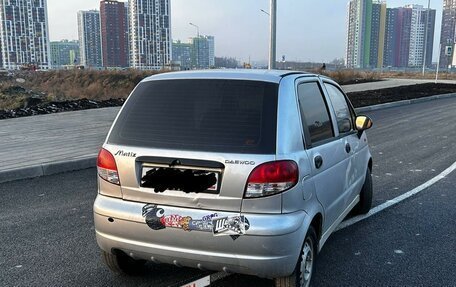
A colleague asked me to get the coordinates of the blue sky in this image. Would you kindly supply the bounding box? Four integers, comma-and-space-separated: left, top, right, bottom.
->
47, 0, 443, 63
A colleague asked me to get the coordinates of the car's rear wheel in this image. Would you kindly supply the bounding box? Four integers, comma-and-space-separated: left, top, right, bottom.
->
274, 226, 317, 287
354, 168, 373, 215
101, 250, 146, 275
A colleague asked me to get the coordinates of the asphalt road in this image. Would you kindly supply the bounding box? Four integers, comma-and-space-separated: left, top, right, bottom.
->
0, 168, 209, 287
1, 97, 455, 286
214, 172, 456, 286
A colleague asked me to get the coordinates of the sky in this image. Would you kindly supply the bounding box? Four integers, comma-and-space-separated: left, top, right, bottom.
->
47, 0, 443, 63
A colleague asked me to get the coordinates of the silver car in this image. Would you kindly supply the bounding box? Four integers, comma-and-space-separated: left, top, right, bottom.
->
94, 70, 373, 287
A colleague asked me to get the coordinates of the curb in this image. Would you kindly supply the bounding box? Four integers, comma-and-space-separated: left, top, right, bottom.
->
1, 92, 456, 184
354, 92, 456, 113
0, 156, 97, 184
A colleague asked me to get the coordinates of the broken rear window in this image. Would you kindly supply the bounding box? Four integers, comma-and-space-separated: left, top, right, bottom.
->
108, 79, 278, 154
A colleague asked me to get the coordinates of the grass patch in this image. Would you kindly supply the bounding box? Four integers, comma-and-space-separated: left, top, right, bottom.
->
20, 69, 161, 101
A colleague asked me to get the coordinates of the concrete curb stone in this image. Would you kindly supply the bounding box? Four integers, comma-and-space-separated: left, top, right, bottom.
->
0, 156, 96, 184
1, 92, 456, 184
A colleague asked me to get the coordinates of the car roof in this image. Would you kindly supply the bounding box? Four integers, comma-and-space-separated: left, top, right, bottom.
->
142, 69, 316, 84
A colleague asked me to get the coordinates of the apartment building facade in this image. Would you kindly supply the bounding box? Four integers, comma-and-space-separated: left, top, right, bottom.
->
78, 10, 103, 68
129, 0, 171, 70
0, 0, 51, 69
440, 0, 456, 68
100, 0, 128, 68
50, 40, 80, 68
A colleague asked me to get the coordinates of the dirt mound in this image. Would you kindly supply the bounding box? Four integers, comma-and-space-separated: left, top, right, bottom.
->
0, 98, 125, 119
347, 83, 456, 107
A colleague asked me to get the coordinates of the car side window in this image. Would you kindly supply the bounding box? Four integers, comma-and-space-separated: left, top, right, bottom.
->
297, 82, 334, 145
324, 83, 353, 134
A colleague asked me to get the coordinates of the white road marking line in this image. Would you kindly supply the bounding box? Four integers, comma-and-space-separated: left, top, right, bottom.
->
337, 161, 456, 231
180, 275, 211, 287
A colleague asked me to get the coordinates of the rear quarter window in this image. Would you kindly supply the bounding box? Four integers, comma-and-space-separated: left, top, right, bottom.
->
108, 79, 279, 154
297, 82, 335, 145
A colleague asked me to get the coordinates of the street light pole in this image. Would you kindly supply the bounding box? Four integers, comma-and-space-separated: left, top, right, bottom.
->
269, 0, 277, 70
189, 22, 200, 69
422, 0, 431, 76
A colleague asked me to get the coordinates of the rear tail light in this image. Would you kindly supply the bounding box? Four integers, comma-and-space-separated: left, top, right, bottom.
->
244, 160, 298, 198
97, 148, 120, 185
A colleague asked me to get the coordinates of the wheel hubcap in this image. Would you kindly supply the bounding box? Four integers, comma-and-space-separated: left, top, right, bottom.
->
300, 239, 314, 287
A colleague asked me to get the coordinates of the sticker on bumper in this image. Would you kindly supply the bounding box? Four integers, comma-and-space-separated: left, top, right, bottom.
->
212, 216, 250, 236
142, 204, 249, 236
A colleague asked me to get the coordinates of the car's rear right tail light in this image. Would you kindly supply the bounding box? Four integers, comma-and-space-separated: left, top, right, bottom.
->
97, 148, 120, 185
244, 160, 298, 198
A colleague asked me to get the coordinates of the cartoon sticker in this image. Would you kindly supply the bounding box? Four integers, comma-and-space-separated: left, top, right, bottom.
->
161, 214, 185, 228
179, 216, 193, 231
212, 216, 250, 236
142, 204, 166, 230
202, 213, 219, 221
187, 219, 213, 232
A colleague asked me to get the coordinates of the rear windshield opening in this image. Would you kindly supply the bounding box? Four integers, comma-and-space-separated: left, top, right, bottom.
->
108, 79, 278, 154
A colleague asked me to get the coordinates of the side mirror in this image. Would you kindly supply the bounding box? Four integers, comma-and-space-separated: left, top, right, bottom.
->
355, 115, 373, 131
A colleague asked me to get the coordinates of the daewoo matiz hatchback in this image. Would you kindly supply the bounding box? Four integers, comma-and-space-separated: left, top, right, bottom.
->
94, 70, 373, 287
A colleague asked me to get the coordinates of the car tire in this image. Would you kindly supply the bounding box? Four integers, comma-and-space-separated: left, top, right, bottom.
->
274, 226, 317, 287
354, 168, 373, 215
101, 250, 146, 275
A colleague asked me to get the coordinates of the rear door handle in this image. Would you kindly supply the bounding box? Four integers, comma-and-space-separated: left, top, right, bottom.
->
314, 155, 323, 169
345, 143, 351, 153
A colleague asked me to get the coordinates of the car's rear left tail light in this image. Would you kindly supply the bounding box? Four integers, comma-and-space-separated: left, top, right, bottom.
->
97, 148, 120, 185
244, 160, 298, 198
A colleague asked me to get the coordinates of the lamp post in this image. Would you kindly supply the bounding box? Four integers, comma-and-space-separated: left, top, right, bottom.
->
269, 0, 277, 70
422, 0, 431, 76
189, 22, 200, 69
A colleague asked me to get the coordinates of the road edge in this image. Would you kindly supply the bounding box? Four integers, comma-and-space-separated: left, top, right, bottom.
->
1, 92, 456, 184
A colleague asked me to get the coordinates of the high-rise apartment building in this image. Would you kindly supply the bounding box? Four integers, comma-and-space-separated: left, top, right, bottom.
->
192, 35, 215, 69
346, 0, 386, 69
50, 40, 80, 68
346, 0, 359, 68
406, 5, 435, 67
172, 41, 192, 70
439, 0, 456, 68
370, 2, 387, 68
129, 0, 171, 70
384, 7, 412, 67
124, 2, 130, 67
208, 36, 215, 67
397, 8, 413, 67
383, 8, 398, 67
78, 10, 103, 68
100, 0, 128, 68
0, 0, 51, 69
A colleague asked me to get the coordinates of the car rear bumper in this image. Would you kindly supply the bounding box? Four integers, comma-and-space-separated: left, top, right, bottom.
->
93, 194, 309, 278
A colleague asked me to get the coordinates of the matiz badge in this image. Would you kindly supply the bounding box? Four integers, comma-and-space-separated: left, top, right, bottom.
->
225, 160, 255, 165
